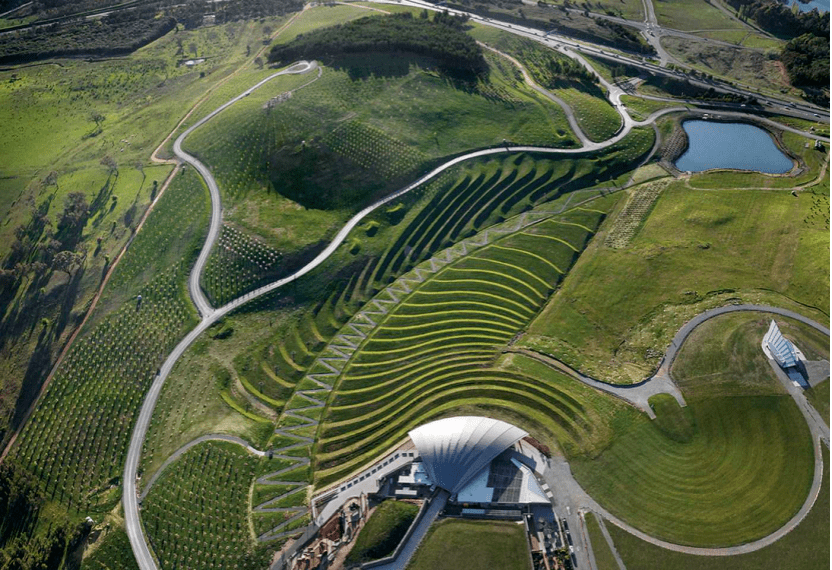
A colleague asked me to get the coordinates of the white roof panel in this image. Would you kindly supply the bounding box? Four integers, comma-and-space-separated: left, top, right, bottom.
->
763, 320, 798, 368
408, 416, 527, 493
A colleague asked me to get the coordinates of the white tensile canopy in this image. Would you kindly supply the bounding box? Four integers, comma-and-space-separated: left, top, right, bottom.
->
408, 416, 528, 494
763, 320, 798, 368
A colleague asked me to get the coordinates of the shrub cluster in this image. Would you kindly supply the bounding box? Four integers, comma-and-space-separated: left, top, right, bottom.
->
268, 12, 489, 79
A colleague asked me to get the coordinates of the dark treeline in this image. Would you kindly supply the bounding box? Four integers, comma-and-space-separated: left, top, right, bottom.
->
726, 0, 829, 38
268, 12, 489, 79
646, 75, 759, 105
0, 0, 302, 63
0, 464, 85, 570
0, 8, 175, 63
781, 32, 829, 87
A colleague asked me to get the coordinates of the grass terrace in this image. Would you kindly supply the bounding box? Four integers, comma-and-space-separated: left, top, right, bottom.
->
315, 198, 620, 486
407, 518, 531, 570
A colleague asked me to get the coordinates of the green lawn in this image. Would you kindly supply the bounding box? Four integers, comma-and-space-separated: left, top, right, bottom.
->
407, 519, 531, 570
585, 512, 620, 570
347, 500, 420, 563
604, 446, 830, 570
570, 310, 816, 547
523, 183, 830, 384
653, 0, 746, 31
672, 312, 828, 398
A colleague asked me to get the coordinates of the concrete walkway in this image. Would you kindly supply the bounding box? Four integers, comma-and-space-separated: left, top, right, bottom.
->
365, 489, 450, 570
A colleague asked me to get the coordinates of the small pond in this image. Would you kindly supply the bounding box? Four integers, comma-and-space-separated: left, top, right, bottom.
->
792, 0, 828, 13
675, 120, 794, 174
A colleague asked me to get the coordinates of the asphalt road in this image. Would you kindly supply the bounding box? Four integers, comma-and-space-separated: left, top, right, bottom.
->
122, 12, 829, 569
172, 60, 320, 318
541, 304, 829, 558
377, 0, 830, 123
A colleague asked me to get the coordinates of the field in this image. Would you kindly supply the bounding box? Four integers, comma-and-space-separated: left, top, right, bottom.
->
142, 441, 270, 570
7, 169, 207, 514
569, 310, 816, 547
659, 36, 792, 97
585, 512, 619, 570
603, 446, 830, 570
347, 499, 420, 563
522, 181, 830, 384
407, 518, 531, 570
652, 0, 747, 31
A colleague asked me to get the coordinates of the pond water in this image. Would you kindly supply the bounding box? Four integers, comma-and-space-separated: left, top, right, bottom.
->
793, 0, 828, 13
675, 121, 794, 174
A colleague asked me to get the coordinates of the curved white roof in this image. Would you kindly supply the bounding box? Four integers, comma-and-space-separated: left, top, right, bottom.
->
764, 320, 798, 368
408, 416, 527, 494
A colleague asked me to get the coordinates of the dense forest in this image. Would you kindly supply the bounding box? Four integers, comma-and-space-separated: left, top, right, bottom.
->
781, 32, 829, 87
0, 464, 85, 570
726, 0, 829, 38
268, 12, 489, 79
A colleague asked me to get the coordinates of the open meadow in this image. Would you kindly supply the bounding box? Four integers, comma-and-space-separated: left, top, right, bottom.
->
522, 176, 830, 384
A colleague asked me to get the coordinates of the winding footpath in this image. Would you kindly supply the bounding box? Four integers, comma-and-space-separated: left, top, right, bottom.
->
540, 304, 829, 558
121, 15, 830, 570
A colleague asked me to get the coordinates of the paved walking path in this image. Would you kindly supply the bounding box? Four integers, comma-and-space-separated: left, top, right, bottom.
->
540, 304, 829, 558
121, 8, 830, 569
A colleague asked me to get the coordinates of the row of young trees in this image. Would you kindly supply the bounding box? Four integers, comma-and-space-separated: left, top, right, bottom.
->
268, 12, 489, 79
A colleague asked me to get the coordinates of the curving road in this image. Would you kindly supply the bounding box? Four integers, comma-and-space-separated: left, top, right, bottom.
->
123, 13, 829, 570
540, 304, 829, 558
173, 60, 321, 318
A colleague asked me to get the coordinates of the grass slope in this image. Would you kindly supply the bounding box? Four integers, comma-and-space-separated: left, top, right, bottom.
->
347, 500, 420, 563
585, 512, 619, 570
524, 182, 830, 384
604, 446, 830, 570
407, 518, 530, 570
571, 311, 816, 547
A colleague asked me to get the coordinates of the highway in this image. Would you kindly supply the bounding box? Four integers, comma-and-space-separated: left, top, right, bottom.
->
372, 0, 830, 123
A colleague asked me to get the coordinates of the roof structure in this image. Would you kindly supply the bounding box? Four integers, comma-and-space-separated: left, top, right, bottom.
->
408, 416, 527, 494
763, 320, 798, 368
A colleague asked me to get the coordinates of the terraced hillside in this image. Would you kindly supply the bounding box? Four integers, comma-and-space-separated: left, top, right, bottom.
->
314, 201, 615, 486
